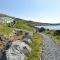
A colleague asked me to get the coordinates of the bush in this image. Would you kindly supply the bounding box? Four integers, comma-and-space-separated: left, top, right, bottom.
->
46, 31, 51, 34
53, 30, 60, 36
39, 27, 45, 32
46, 29, 49, 31
7, 21, 15, 27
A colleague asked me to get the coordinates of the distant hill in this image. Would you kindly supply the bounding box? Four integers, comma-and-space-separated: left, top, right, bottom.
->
0, 13, 60, 26
0, 13, 15, 19
27, 21, 51, 26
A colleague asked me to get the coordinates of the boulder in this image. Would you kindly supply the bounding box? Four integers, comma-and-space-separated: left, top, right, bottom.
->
6, 40, 31, 60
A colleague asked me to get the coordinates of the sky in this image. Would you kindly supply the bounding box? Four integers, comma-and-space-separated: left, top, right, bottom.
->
0, 0, 60, 23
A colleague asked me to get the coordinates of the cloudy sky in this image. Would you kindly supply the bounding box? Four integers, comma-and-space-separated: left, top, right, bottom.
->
0, 0, 60, 23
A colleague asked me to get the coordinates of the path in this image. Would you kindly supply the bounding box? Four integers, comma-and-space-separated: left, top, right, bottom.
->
41, 34, 60, 60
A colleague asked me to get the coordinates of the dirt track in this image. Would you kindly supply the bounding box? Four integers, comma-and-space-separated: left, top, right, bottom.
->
41, 34, 60, 60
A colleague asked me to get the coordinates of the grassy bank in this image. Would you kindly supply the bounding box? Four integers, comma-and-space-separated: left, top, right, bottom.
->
26, 33, 43, 60
16, 21, 34, 32
0, 24, 13, 37
52, 36, 60, 45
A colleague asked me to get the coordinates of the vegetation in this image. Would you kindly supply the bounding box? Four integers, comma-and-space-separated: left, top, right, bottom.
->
0, 24, 14, 52
45, 30, 53, 35
7, 20, 15, 27
38, 27, 45, 32
53, 36, 60, 45
53, 30, 60, 36
0, 14, 43, 59
15, 21, 34, 32
45, 30, 60, 45
26, 33, 43, 60
0, 24, 13, 37
7, 22, 14, 27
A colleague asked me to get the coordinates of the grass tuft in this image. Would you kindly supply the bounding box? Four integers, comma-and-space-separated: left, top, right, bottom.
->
26, 33, 43, 60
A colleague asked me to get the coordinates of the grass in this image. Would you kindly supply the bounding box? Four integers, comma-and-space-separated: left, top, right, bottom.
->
52, 36, 60, 45
45, 30, 60, 45
16, 21, 34, 32
26, 33, 43, 60
0, 24, 13, 37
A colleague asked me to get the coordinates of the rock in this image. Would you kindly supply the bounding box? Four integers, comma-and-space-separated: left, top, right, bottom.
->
20, 42, 31, 55
23, 32, 32, 39
6, 40, 31, 60
0, 35, 6, 41
0, 52, 3, 59
0, 52, 7, 60
6, 51, 25, 60
23, 38, 32, 45
6, 41, 12, 50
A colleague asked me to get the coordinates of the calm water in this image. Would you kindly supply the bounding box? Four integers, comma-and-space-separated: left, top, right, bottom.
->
35, 25, 60, 30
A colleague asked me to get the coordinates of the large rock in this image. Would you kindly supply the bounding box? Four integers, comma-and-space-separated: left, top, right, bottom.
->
6, 40, 31, 60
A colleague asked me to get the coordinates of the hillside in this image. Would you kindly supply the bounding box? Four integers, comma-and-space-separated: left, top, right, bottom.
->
0, 13, 51, 26
27, 21, 51, 26
0, 13, 15, 19
0, 14, 35, 37
15, 20, 34, 32
0, 24, 13, 37
0, 14, 43, 60
0, 14, 34, 31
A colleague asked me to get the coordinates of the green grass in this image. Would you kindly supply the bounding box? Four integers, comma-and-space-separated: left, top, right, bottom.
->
16, 21, 34, 32
26, 33, 43, 60
0, 24, 13, 37
52, 36, 60, 45
45, 30, 60, 45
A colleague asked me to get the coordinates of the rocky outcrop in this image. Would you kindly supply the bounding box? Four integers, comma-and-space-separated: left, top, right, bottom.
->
0, 28, 33, 60
6, 40, 31, 60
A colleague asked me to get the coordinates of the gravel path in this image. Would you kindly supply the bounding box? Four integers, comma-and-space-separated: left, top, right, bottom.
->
41, 34, 60, 60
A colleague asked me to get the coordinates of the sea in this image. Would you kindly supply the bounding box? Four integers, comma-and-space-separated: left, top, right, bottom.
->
35, 25, 60, 30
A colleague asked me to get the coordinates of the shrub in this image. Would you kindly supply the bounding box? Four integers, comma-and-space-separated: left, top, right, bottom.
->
39, 27, 45, 32
46, 31, 51, 34
46, 29, 49, 31
7, 21, 15, 27
53, 30, 60, 36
